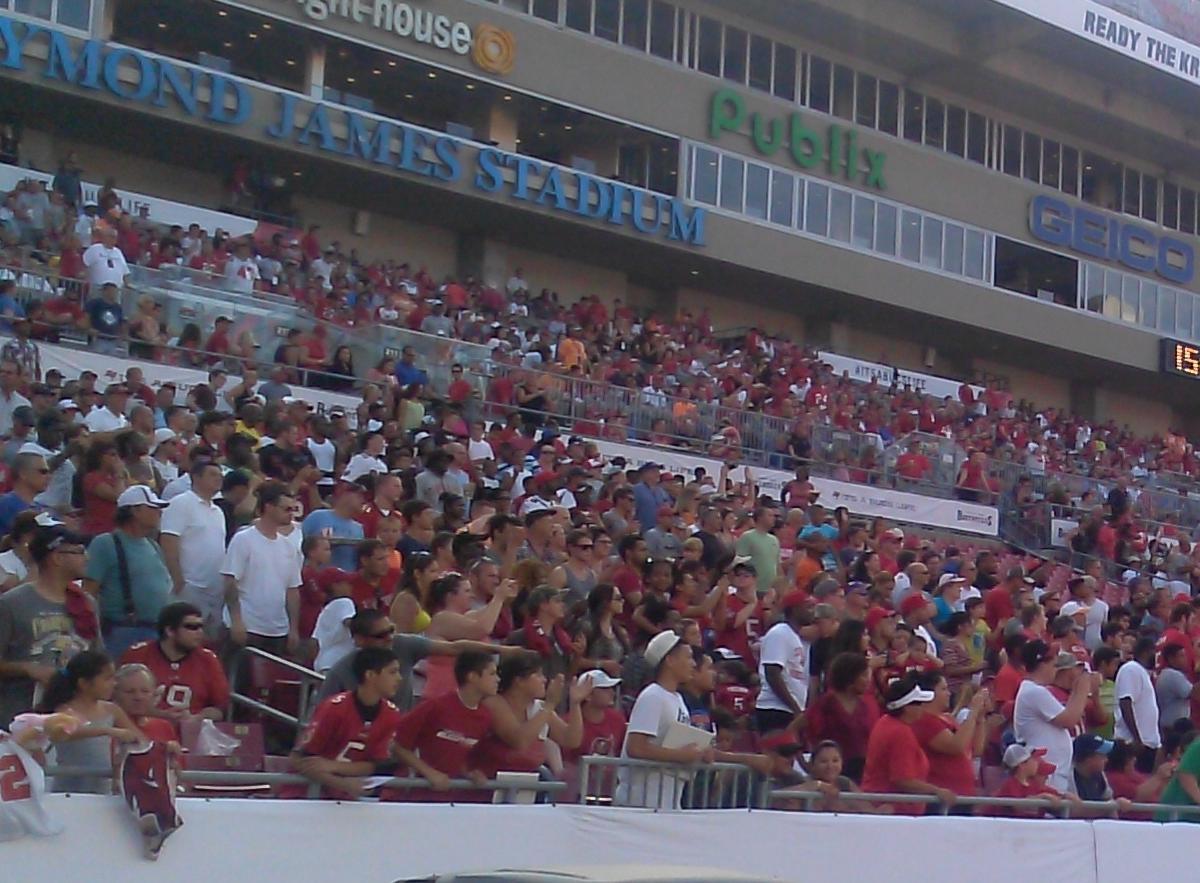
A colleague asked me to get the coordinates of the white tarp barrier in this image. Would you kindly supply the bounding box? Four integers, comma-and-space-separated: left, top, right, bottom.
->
0, 161, 258, 236
990, 0, 1200, 89
37, 341, 361, 421
3, 795, 1108, 883
589, 438, 999, 536
816, 351, 984, 401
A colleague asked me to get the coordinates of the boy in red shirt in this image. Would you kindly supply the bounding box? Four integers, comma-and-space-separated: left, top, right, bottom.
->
990, 743, 1080, 817
290, 646, 404, 799
388, 650, 498, 802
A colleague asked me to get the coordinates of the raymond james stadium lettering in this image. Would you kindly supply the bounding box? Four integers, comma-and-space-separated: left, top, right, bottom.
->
0, 17, 703, 246
709, 88, 887, 190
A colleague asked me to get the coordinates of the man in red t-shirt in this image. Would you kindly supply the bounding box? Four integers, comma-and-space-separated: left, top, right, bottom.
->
357, 474, 402, 539
350, 539, 400, 612
290, 646, 404, 799
119, 602, 230, 727
984, 566, 1030, 636
388, 650, 498, 801
895, 441, 932, 483
714, 561, 773, 666
447, 363, 473, 404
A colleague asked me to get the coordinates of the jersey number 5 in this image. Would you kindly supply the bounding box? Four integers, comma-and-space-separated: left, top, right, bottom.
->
0, 754, 32, 802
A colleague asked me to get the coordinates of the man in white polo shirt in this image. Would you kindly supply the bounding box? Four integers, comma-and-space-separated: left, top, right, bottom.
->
1115, 637, 1161, 773
82, 226, 129, 289
84, 383, 130, 434
159, 459, 227, 635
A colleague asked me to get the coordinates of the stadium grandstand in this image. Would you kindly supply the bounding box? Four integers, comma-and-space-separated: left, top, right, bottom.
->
3, 0, 1200, 880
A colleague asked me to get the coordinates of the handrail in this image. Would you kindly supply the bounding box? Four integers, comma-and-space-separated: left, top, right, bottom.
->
228, 645, 324, 730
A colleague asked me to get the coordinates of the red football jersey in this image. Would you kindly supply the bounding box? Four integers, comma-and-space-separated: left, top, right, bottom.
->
714, 683, 755, 719
393, 692, 492, 777
120, 642, 231, 717
351, 569, 401, 612
296, 692, 403, 764
563, 707, 627, 764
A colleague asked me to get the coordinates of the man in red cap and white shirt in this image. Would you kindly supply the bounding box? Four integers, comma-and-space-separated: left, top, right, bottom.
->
755, 594, 816, 732
899, 591, 938, 659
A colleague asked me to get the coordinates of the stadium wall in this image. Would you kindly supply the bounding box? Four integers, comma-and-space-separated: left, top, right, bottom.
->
5, 793, 1189, 883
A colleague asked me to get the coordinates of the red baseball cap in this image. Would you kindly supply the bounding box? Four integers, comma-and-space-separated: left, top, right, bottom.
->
317, 567, 354, 591
864, 606, 895, 632
780, 590, 810, 611
900, 592, 930, 617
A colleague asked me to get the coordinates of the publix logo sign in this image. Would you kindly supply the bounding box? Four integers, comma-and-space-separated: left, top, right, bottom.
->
294, 1, 516, 75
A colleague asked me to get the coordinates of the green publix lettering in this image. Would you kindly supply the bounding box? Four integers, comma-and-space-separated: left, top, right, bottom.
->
709, 88, 886, 190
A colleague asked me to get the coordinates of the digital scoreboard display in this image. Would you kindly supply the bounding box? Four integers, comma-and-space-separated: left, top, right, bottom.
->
1162, 339, 1200, 378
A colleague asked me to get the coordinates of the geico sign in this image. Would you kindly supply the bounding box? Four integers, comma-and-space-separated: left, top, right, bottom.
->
1029, 194, 1194, 285
295, 1, 474, 59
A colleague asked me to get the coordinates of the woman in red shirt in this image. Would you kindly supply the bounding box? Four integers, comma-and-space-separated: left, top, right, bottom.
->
861, 674, 955, 815
80, 440, 127, 538
467, 653, 585, 779
807, 652, 879, 782
911, 674, 996, 811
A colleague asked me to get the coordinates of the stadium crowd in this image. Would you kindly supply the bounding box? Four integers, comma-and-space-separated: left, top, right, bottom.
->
2, 168, 1200, 819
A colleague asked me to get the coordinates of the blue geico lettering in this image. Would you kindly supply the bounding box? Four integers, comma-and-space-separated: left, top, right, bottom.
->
1030, 195, 1194, 285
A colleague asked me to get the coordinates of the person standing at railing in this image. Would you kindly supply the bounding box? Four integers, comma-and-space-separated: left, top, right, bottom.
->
1013, 641, 1099, 793
1115, 637, 1162, 773
861, 674, 955, 815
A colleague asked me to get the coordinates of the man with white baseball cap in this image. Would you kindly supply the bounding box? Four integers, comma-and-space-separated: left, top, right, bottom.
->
564, 669, 627, 792
83, 484, 171, 658
616, 631, 714, 809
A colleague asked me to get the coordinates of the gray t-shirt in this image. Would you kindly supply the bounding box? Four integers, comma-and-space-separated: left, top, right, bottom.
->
314, 634, 433, 712
0, 583, 97, 728
1157, 667, 1193, 728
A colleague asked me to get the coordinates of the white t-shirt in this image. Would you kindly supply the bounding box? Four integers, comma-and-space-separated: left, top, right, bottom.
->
755, 622, 809, 713
82, 243, 129, 287
342, 453, 387, 484
1114, 660, 1160, 748
616, 683, 692, 810
84, 406, 128, 433
160, 491, 227, 593
312, 597, 356, 672
220, 525, 303, 637
307, 437, 337, 483
224, 257, 259, 294
1013, 680, 1072, 792
1082, 598, 1109, 652
468, 438, 495, 462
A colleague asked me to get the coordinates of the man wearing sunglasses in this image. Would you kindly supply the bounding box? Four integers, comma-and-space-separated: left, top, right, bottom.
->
120, 601, 230, 731
0, 452, 50, 534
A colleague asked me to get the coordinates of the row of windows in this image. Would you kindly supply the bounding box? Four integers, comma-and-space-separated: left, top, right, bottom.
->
685, 143, 992, 284
479, 0, 1200, 237
2, 0, 89, 29
1081, 263, 1200, 342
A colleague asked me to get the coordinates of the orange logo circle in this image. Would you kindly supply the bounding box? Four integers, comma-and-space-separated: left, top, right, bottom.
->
473, 24, 516, 75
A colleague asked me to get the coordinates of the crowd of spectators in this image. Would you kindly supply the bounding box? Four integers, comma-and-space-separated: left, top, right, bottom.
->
2, 167, 1200, 821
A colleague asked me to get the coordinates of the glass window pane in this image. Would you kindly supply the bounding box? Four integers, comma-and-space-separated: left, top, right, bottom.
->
1002, 125, 1022, 176
1164, 182, 1179, 230
649, 1, 675, 59
924, 98, 945, 149
805, 182, 830, 236
748, 35, 772, 91
723, 26, 747, 83
1061, 146, 1079, 196
697, 17, 722, 75
770, 171, 795, 226
1179, 290, 1194, 338
622, 0, 648, 48
1193, 299, 1200, 341
57, 0, 89, 27
878, 81, 899, 136
1142, 174, 1159, 222
856, 74, 877, 128
1042, 140, 1061, 189
773, 45, 797, 100
853, 196, 875, 249
594, 0, 619, 40
809, 56, 832, 113
830, 189, 852, 242
966, 112, 987, 164
946, 106, 966, 157
903, 91, 923, 143
693, 147, 718, 204
719, 155, 743, 211
875, 203, 898, 255
1083, 263, 1104, 312
833, 64, 854, 120
901, 210, 921, 262
533, 0, 559, 22
746, 164, 769, 220
964, 230, 985, 279
1139, 282, 1157, 328
1183, 189, 1197, 235
1122, 275, 1140, 324
1022, 133, 1041, 182
1159, 287, 1177, 333
921, 217, 943, 267
944, 224, 965, 275
15, 0, 51, 19
565, 0, 591, 31
1124, 168, 1140, 216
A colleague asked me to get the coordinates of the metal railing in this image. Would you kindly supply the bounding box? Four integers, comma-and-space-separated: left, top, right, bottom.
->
227, 646, 325, 729
577, 756, 770, 810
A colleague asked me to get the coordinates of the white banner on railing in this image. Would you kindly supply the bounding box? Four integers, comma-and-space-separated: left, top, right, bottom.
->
816, 351, 984, 401
0, 161, 258, 236
37, 342, 360, 422
589, 438, 999, 536
5, 795, 1109, 883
